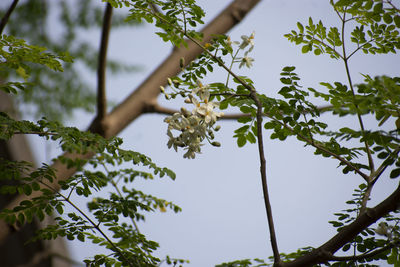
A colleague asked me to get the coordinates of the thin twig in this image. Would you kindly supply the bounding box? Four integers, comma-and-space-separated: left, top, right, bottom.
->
340, 10, 375, 176
56, 190, 133, 266
371, 147, 400, 185
347, 38, 377, 60
250, 90, 281, 265
178, 1, 187, 34
97, 3, 113, 121
0, 0, 19, 35
274, 118, 370, 182
101, 163, 142, 235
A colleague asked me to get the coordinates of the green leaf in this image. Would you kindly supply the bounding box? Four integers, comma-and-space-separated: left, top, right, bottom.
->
237, 136, 247, 147
297, 22, 304, 33
394, 15, 400, 28
23, 184, 32, 196
246, 132, 256, 144
390, 168, 400, 179
239, 106, 254, 114
237, 116, 252, 123
301, 45, 310, 53
282, 66, 296, 72
342, 243, 351, 252
56, 205, 64, 215
383, 13, 393, 24
18, 213, 25, 224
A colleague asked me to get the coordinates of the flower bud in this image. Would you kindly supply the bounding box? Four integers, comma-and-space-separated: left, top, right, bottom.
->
167, 78, 173, 87
214, 125, 221, 131
179, 57, 185, 68
160, 86, 165, 93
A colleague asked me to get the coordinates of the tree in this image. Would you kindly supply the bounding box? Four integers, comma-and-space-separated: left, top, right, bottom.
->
1, 0, 400, 266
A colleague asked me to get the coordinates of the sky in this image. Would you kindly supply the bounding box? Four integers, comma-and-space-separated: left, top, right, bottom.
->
26, 0, 400, 266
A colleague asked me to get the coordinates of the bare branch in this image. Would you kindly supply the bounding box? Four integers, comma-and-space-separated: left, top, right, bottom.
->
96, 3, 113, 124
0, 0, 19, 35
144, 102, 334, 119
250, 91, 281, 265
143, 101, 251, 119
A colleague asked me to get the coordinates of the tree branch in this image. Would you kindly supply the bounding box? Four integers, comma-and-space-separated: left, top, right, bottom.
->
144, 102, 334, 120
250, 91, 281, 265
143, 101, 251, 119
283, 182, 400, 267
96, 3, 113, 125
0, 0, 19, 35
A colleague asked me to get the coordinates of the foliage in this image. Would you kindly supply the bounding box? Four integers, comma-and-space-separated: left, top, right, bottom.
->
0, 0, 140, 121
0, 112, 181, 266
1, 0, 400, 266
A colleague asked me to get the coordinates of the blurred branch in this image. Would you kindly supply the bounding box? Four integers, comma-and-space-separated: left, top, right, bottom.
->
144, 102, 335, 120
96, 3, 113, 124
143, 101, 251, 119
0, 0, 19, 35
15, 250, 85, 267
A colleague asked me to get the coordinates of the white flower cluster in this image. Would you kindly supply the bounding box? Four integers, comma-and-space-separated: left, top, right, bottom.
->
164, 80, 223, 159
225, 32, 255, 69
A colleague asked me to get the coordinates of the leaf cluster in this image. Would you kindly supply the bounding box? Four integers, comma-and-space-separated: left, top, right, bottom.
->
1, 0, 140, 121
122, 0, 204, 47
0, 111, 179, 265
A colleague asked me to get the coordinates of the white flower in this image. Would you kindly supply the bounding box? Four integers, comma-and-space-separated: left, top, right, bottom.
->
239, 56, 254, 68
224, 36, 239, 48
239, 31, 255, 50
193, 80, 210, 101
191, 95, 201, 113
164, 113, 184, 130
196, 101, 223, 124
